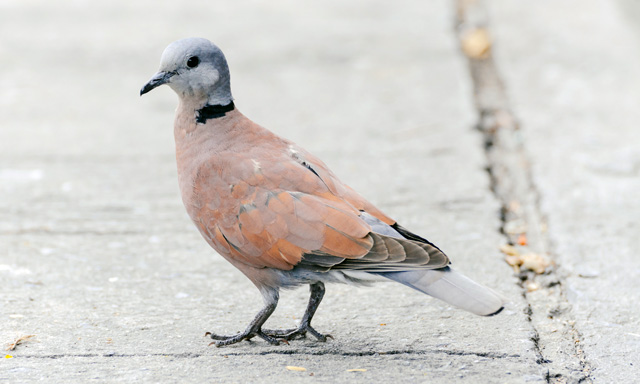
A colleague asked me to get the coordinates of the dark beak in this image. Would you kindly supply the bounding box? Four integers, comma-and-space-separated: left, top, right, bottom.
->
140, 71, 175, 96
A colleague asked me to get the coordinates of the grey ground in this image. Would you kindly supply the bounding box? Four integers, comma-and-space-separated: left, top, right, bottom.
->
1, 0, 638, 383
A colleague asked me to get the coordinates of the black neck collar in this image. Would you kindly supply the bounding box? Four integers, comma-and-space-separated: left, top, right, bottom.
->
196, 101, 235, 123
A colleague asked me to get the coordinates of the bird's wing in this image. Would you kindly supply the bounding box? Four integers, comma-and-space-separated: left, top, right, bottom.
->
198, 149, 448, 272
293, 148, 396, 226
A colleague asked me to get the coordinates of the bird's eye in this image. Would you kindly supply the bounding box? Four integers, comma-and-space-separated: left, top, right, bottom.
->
186, 56, 200, 68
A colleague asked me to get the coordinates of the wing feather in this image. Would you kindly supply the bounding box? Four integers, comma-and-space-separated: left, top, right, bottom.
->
195, 145, 448, 273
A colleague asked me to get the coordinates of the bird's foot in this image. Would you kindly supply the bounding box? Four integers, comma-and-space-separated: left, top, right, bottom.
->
261, 324, 333, 342
205, 330, 288, 347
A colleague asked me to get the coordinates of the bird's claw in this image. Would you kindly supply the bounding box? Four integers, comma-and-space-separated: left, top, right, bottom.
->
262, 325, 332, 342
205, 330, 288, 347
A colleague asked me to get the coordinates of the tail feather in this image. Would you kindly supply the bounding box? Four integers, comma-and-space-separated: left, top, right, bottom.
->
378, 267, 505, 316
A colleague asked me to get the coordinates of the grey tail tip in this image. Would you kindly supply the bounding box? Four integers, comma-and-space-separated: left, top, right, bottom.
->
484, 305, 505, 317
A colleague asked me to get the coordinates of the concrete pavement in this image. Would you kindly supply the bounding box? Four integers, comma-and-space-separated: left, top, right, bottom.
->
486, 1, 640, 382
1, 0, 637, 382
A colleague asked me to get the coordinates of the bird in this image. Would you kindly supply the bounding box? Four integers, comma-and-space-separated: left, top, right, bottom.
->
140, 37, 504, 347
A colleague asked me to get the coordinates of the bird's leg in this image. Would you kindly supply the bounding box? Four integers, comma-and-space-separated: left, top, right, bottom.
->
206, 288, 284, 347
262, 282, 332, 342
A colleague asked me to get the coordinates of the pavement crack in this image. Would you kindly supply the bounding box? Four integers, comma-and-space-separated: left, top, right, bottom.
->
454, 0, 593, 383
12, 348, 519, 360
224, 348, 518, 359
16, 353, 203, 359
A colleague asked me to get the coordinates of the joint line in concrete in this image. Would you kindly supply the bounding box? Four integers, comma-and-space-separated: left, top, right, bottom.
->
453, 1, 593, 382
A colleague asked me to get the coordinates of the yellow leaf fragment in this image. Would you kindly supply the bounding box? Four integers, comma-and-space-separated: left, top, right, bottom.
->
461, 28, 491, 59
501, 245, 550, 274
286, 366, 306, 372
504, 255, 522, 273
502, 244, 522, 273
4, 355, 13, 359
504, 255, 522, 267
521, 253, 551, 274
347, 369, 367, 372
499, 244, 519, 257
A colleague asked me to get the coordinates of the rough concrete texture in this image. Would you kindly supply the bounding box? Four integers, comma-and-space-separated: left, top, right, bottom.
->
0, 0, 636, 383
486, 0, 640, 382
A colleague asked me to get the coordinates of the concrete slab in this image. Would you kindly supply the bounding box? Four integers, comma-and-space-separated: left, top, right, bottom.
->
488, 0, 640, 382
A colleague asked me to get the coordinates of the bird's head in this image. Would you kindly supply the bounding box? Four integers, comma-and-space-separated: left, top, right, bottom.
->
140, 37, 232, 106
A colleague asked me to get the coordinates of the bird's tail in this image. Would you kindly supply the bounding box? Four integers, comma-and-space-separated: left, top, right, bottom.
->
377, 267, 505, 316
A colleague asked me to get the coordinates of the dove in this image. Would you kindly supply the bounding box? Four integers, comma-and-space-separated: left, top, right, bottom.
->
140, 37, 504, 347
